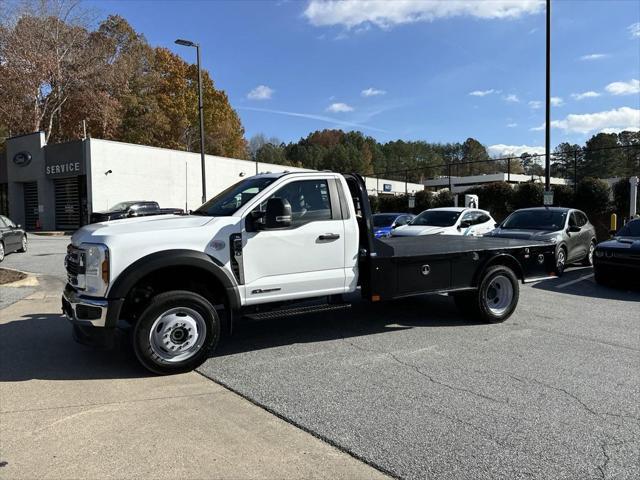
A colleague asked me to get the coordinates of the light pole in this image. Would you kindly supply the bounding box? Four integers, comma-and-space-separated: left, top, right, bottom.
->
544, 0, 551, 192
175, 38, 207, 204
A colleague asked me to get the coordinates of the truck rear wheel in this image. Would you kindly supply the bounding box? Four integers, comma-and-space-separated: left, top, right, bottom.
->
132, 290, 220, 375
477, 265, 519, 323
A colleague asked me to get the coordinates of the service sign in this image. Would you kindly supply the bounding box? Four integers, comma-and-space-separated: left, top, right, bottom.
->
543, 190, 554, 206
45, 157, 85, 178
383, 183, 392, 192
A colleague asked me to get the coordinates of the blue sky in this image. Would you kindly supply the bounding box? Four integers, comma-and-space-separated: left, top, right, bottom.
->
89, 0, 640, 156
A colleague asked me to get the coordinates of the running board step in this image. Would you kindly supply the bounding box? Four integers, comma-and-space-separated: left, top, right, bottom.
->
245, 303, 351, 321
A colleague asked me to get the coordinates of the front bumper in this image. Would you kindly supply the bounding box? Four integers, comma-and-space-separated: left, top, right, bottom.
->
62, 285, 124, 348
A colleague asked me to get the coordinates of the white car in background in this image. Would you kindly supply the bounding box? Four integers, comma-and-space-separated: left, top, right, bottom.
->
392, 207, 496, 237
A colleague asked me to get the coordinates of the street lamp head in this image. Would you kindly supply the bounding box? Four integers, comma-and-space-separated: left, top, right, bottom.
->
175, 38, 196, 47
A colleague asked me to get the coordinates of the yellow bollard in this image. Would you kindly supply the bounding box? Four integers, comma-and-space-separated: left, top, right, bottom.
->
610, 213, 617, 236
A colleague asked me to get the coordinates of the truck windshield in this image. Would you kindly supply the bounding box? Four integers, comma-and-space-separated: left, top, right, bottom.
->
411, 210, 461, 227
502, 210, 567, 231
373, 214, 398, 227
194, 177, 277, 216
617, 220, 640, 237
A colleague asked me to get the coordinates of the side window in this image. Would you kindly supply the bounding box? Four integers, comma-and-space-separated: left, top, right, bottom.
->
395, 216, 410, 226
2, 216, 15, 227
569, 212, 578, 227
0, 217, 7, 228
260, 180, 333, 227
461, 212, 475, 225
577, 212, 588, 227
477, 213, 491, 224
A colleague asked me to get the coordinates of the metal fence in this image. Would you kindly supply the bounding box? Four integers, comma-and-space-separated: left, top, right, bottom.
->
372, 144, 640, 193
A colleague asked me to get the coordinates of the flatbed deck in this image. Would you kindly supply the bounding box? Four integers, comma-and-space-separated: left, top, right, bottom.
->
373, 234, 552, 258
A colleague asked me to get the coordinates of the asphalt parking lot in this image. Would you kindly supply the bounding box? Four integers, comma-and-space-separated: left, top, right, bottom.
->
3, 236, 639, 479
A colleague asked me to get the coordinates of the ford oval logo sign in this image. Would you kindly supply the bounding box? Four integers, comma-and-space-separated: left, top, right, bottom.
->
13, 151, 32, 167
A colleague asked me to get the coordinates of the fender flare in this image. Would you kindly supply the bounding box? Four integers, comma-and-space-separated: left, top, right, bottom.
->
473, 252, 524, 285
107, 249, 241, 310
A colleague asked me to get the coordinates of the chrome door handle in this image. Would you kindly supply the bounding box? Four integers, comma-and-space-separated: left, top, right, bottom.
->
318, 233, 340, 241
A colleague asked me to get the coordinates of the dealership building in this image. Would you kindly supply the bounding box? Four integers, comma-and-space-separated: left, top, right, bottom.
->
0, 132, 424, 231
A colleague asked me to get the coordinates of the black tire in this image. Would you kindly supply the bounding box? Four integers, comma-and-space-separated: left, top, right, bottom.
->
582, 241, 595, 266
593, 267, 612, 287
476, 265, 519, 323
555, 246, 567, 277
132, 290, 220, 375
17, 235, 27, 253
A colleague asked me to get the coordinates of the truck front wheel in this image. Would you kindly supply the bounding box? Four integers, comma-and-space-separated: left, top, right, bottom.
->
132, 290, 220, 375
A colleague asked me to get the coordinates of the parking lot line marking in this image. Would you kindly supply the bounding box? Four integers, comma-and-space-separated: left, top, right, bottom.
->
556, 274, 594, 289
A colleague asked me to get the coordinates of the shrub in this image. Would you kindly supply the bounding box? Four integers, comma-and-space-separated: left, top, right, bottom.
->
574, 177, 611, 216
552, 184, 575, 208
414, 190, 433, 213
432, 189, 454, 208
512, 182, 544, 210
369, 194, 379, 213
475, 182, 513, 222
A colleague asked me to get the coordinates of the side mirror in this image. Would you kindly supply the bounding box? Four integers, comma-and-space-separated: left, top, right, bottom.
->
265, 198, 292, 229
17, 224, 22, 229
460, 220, 472, 228
494, 223, 499, 228
568, 225, 581, 233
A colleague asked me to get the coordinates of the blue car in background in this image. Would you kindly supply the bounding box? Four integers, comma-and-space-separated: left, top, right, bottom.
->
372, 213, 415, 238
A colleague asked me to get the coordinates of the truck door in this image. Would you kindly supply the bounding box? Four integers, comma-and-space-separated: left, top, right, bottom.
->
241, 178, 346, 305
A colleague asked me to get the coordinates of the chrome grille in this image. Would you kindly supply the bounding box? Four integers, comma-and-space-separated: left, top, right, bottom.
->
65, 244, 86, 289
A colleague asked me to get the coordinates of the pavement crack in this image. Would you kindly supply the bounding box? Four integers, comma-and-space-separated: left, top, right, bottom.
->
341, 337, 505, 405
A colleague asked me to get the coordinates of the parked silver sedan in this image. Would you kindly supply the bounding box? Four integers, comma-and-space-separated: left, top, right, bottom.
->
485, 207, 597, 276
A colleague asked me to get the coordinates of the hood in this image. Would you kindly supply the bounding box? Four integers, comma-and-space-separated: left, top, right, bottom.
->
392, 225, 446, 237
72, 214, 215, 245
597, 237, 640, 251
488, 228, 559, 242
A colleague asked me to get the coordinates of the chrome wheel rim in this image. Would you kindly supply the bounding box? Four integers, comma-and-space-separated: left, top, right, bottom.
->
557, 249, 565, 269
485, 275, 513, 316
149, 307, 207, 363
0, 242, 4, 261
22, 236, 27, 251
588, 244, 594, 264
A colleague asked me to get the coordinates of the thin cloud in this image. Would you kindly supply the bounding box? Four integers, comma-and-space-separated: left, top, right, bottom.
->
304, 0, 544, 29
361, 87, 386, 97
326, 102, 354, 113
628, 22, 640, 38
238, 106, 388, 133
503, 94, 519, 103
579, 53, 608, 61
247, 85, 274, 100
469, 89, 498, 97
551, 97, 564, 107
528, 100, 542, 109
571, 91, 600, 101
605, 79, 640, 96
506, 123, 518, 128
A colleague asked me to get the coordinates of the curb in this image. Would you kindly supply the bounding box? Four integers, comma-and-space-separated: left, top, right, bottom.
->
29, 231, 73, 236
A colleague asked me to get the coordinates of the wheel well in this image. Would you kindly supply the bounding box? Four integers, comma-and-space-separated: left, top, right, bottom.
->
120, 265, 229, 325
479, 254, 524, 284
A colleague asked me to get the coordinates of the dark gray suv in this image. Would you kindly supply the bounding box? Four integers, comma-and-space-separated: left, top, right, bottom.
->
486, 207, 597, 276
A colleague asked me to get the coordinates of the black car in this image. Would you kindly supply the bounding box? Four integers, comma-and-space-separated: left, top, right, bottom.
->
0, 215, 27, 262
486, 207, 597, 276
593, 218, 640, 287
90, 201, 183, 223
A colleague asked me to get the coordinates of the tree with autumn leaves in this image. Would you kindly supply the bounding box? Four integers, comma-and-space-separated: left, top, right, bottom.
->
0, 2, 247, 158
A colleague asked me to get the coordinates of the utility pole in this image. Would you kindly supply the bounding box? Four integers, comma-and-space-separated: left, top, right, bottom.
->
545, 0, 551, 191
175, 39, 207, 204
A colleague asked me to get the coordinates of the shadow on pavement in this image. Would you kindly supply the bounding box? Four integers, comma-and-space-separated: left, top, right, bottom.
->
532, 268, 640, 301
0, 312, 150, 382
214, 294, 484, 358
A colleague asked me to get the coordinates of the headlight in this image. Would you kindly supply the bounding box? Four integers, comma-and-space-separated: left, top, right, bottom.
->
81, 243, 110, 296
595, 250, 604, 258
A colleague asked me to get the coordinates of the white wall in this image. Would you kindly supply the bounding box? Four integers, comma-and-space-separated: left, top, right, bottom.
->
87, 138, 424, 213
364, 177, 424, 196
